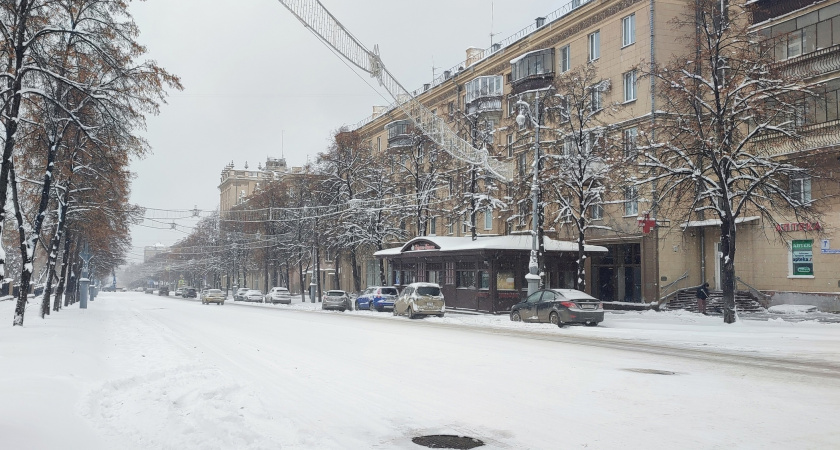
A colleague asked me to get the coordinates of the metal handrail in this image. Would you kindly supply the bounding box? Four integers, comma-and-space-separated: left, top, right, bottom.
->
735, 276, 770, 307
658, 271, 689, 304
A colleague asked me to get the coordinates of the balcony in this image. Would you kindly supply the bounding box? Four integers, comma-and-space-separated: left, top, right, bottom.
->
752, 119, 840, 157
466, 97, 503, 116
775, 44, 840, 80
385, 120, 414, 149
509, 49, 555, 95
750, 0, 821, 24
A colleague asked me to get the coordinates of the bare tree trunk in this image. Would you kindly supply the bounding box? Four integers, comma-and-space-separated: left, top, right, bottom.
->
350, 249, 360, 293
720, 218, 737, 323
59, 235, 75, 307
576, 216, 586, 292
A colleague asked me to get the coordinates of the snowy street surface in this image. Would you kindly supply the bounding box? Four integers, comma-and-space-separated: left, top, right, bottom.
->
2, 293, 839, 449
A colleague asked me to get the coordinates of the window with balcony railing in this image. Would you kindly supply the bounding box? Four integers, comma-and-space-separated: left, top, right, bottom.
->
466, 76, 504, 104
510, 49, 555, 84
386, 120, 412, 139
767, 3, 840, 62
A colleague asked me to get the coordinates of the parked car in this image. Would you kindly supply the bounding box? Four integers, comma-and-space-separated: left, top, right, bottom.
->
175, 287, 184, 297
321, 290, 351, 311
393, 283, 445, 318
510, 289, 603, 327
243, 289, 264, 302
158, 286, 170, 296
265, 287, 292, 304
356, 286, 399, 311
202, 289, 225, 305
234, 287, 250, 301
144, 287, 155, 294
183, 287, 197, 298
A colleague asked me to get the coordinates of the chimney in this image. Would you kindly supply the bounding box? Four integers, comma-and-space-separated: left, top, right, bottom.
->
423, 83, 431, 91
444, 70, 451, 80
491, 43, 501, 53
535, 17, 546, 28
466, 47, 483, 67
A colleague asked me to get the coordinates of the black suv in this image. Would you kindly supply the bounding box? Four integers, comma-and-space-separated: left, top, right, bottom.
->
183, 287, 197, 298
158, 286, 170, 296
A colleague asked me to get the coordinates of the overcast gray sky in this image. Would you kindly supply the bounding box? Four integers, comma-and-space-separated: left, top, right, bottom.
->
126, 0, 565, 262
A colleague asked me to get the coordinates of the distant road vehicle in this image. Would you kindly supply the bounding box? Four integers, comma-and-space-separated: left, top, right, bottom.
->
393, 283, 445, 318
202, 289, 225, 305
234, 288, 249, 301
356, 286, 399, 311
321, 290, 351, 311
144, 287, 155, 294
158, 286, 170, 296
175, 287, 184, 297
243, 289, 264, 302
265, 287, 292, 304
509, 289, 603, 327
183, 287, 197, 298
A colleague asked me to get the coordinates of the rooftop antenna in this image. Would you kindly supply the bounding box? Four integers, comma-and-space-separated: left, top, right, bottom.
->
281, 130, 285, 158
490, 2, 499, 47
432, 56, 440, 83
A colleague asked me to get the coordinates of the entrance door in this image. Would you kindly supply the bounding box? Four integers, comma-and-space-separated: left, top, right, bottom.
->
714, 242, 722, 290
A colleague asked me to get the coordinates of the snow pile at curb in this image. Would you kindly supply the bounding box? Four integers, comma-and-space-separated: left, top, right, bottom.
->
768, 304, 818, 315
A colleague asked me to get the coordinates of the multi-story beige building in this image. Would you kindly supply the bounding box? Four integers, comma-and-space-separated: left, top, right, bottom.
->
219, 157, 290, 216
347, 0, 840, 311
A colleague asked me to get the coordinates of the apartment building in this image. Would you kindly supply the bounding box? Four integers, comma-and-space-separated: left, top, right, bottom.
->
349, 0, 840, 311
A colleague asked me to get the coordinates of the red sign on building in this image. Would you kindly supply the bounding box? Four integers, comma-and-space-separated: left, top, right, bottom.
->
776, 222, 821, 232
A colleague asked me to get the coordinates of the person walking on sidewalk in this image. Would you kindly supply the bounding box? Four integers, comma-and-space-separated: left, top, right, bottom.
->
696, 282, 710, 315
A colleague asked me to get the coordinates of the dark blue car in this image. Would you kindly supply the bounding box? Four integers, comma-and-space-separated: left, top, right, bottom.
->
356, 286, 399, 312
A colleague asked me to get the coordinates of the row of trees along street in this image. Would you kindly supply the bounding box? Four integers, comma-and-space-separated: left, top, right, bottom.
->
132, 0, 828, 325
1, 1, 181, 326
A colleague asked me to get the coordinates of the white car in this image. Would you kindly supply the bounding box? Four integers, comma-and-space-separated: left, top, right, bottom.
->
265, 287, 292, 304
393, 282, 445, 319
243, 289, 264, 302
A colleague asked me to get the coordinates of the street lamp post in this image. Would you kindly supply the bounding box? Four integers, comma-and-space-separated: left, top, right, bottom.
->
517, 90, 546, 296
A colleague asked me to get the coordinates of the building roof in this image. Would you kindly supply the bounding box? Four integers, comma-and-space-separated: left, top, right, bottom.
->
374, 235, 607, 257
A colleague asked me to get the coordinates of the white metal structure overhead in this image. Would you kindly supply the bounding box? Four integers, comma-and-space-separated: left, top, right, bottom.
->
277, 0, 514, 181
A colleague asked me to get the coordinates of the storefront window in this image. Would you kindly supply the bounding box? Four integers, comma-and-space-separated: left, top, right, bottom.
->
477, 271, 490, 289
791, 240, 814, 277
456, 270, 476, 288
496, 271, 515, 290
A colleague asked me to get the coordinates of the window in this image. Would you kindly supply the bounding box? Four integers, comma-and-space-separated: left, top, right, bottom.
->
507, 134, 514, 157
622, 14, 636, 47
510, 49, 555, 83
448, 177, 454, 198
446, 219, 454, 235
591, 203, 604, 220
563, 136, 575, 156
465, 75, 504, 103
477, 271, 490, 289
623, 70, 637, 102
789, 240, 814, 277
519, 153, 527, 177
623, 127, 638, 157
790, 175, 812, 205
448, 101, 455, 115
588, 31, 600, 61
558, 45, 570, 72
518, 201, 529, 226
484, 207, 493, 230
787, 29, 804, 59
456, 270, 476, 288
590, 86, 603, 112
429, 217, 437, 235
624, 186, 639, 216
485, 119, 496, 144
557, 96, 569, 122
377, 136, 381, 152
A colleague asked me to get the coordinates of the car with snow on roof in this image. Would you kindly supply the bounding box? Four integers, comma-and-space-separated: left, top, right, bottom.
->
510, 288, 603, 327
356, 286, 399, 311
393, 283, 445, 318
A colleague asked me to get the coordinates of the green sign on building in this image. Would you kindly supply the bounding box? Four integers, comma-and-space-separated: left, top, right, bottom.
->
792, 240, 814, 276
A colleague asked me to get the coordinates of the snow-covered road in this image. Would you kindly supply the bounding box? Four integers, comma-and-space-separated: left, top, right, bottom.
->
2, 292, 839, 449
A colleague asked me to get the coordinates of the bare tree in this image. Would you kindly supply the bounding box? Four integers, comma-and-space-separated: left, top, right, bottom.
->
641, 0, 816, 323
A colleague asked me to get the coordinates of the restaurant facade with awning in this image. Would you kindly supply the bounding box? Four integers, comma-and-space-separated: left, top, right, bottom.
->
374, 235, 607, 314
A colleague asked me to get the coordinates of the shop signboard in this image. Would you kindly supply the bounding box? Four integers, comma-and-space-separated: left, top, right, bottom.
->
792, 240, 814, 276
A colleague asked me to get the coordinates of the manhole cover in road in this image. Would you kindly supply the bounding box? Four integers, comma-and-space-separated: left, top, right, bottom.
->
624, 368, 677, 375
412, 435, 485, 449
